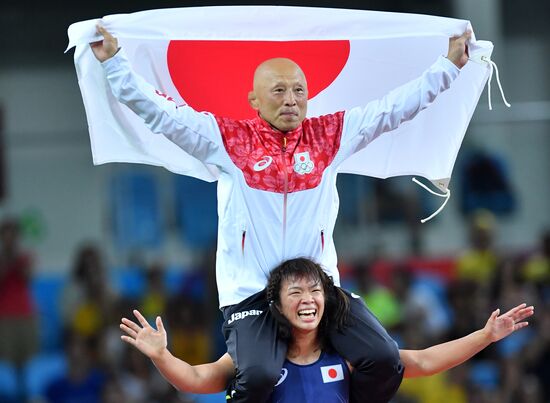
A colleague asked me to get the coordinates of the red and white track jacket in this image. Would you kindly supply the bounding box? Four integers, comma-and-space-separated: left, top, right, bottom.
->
102, 52, 459, 307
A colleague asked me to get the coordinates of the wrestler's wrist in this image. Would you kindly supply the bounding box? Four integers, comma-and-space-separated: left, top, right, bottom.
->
475, 328, 494, 347
151, 346, 171, 363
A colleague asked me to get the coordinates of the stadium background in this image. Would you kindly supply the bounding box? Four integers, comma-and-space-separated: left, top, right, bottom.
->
0, 1, 548, 402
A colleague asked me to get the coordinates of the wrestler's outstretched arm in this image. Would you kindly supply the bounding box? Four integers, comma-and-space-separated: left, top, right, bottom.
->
400, 303, 534, 378
121, 309, 235, 393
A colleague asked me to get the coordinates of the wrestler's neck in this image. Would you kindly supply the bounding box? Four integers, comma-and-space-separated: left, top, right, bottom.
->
287, 328, 321, 365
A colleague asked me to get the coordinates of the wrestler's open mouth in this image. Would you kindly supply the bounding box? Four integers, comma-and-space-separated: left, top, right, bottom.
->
297, 309, 317, 318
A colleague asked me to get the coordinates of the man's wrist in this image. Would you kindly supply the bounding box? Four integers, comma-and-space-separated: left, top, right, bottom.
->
101, 47, 121, 64
441, 55, 461, 73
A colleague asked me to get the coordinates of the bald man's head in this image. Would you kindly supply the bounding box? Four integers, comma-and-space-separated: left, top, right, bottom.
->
248, 58, 308, 132
252, 58, 307, 91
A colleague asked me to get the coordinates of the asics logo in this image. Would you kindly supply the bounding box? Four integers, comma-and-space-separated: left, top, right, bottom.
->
253, 156, 273, 171
274, 368, 288, 387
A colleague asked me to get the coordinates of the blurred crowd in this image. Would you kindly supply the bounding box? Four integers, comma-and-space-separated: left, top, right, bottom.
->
346, 211, 549, 403
0, 210, 547, 403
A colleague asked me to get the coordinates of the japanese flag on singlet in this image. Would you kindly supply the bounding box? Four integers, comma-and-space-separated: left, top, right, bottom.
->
66, 6, 496, 189
320, 364, 345, 383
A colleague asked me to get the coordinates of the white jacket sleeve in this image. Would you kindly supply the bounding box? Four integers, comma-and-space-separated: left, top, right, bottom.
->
336, 56, 460, 163
101, 50, 224, 163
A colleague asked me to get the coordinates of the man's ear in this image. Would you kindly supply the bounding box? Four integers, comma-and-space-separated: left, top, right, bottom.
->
248, 91, 259, 110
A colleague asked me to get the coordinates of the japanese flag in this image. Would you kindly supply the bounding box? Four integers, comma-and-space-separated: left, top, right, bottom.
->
320, 364, 345, 383
66, 6, 493, 188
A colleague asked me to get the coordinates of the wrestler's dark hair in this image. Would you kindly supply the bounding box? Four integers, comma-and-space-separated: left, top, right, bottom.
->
266, 257, 350, 347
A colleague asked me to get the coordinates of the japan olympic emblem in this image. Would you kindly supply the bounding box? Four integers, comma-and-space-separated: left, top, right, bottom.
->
293, 152, 314, 175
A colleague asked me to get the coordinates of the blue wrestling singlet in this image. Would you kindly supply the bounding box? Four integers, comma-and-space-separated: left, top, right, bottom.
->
268, 351, 350, 403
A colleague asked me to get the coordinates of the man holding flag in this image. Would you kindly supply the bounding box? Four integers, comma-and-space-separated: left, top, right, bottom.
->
90, 24, 470, 403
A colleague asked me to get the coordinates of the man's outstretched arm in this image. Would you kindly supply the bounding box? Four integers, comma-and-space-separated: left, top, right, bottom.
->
90, 25, 119, 62
336, 30, 472, 164
89, 26, 228, 166
400, 303, 534, 378
121, 310, 235, 393
447, 31, 471, 69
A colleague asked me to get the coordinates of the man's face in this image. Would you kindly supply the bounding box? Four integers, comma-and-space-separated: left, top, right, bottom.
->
279, 275, 325, 334
248, 58, 308, 132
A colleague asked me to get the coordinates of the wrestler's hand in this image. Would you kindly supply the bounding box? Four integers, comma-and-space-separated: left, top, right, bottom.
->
482, 303, 534, 343
120, 309, 168, 360
90, 25, 119, 62
447, 31, 471, 69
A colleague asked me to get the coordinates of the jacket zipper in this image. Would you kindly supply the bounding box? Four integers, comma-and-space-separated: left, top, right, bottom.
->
282, 135, 288, 259
320, 229, 325, 252
241, 229, 246, 256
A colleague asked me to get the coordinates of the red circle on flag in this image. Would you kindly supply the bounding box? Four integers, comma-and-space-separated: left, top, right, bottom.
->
328, 368, 338, 378
167, 40, 350, 119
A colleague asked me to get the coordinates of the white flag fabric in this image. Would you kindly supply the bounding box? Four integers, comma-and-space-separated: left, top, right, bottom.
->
67, 6, 493, 188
